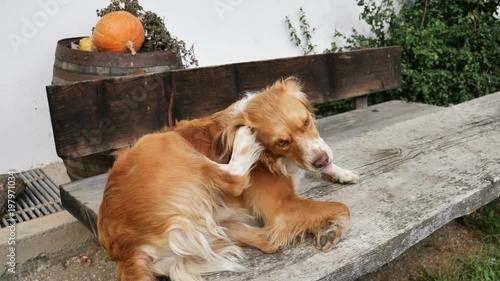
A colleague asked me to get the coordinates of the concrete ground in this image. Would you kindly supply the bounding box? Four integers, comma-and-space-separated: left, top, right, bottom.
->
0, 162, 99, 281
15, 244, 116, 281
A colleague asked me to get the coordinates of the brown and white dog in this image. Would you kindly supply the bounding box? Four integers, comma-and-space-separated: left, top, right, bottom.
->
97, 77, 359, 281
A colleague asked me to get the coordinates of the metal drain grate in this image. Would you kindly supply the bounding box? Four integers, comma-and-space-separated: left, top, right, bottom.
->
1, 168, 63, 228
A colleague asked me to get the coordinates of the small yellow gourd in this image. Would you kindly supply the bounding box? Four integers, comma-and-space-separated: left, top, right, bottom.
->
79, 37, 97, 52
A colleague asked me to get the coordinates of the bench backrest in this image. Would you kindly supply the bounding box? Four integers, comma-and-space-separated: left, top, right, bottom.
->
46, 46, 401, 159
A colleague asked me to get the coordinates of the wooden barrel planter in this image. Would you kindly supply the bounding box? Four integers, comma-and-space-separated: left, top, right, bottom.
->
62, 151, 116, 181
52, 37, 183, 180
52, 37, 182, 85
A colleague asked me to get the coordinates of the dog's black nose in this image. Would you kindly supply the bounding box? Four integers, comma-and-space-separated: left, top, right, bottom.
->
313, 154, 329, 169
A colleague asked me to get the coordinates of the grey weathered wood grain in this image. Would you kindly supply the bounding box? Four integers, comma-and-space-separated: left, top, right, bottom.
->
209, 92, 500, 281
315, 100, 442, 142
60, 174, 107, 236
60, 93, 499, 281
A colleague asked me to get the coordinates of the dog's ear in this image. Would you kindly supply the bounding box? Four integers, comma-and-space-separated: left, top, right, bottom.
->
213, 123, 240, 163
212, 115, 251, 163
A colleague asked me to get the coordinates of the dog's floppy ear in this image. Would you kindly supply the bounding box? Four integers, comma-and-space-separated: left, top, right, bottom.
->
212, 115, 251, 163
213, 122, 240, 163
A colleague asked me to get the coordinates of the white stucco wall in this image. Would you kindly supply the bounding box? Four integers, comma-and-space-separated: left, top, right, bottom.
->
0, 0, 371, 173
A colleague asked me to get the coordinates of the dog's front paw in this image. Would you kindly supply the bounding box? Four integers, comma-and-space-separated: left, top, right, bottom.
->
337, 169, 359, 184
322, 165, 359, 184
312, 216, 349, 252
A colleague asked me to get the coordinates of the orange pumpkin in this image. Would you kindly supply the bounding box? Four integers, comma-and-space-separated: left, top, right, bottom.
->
93, 11, 145, 55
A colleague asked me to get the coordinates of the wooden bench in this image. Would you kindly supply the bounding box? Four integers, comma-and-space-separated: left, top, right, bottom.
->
58, 93, 500, 280
46, 46, 499, 279
59, 100, 444, 235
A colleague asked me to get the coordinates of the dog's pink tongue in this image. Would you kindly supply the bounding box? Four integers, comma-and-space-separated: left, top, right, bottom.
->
321, 163, 334, 174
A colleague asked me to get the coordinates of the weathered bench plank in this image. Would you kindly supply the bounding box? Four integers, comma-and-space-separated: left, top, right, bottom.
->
60, 173, 107, 236
60, 93, 499, 280
47, 47, 401, 159
209, 92, 500, 281
315, 100, 442, 142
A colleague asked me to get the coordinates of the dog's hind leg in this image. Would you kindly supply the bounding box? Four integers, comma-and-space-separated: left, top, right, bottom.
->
115, 251, 155, 281
205, 126, 263, 196
220, 221, 279, 254
218, 126, 263, 177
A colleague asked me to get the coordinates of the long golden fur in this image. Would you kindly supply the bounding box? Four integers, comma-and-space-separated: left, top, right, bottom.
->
98, 77, 359, 281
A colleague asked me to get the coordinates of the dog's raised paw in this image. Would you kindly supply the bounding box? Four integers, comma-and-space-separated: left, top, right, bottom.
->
228, 126, 263, 176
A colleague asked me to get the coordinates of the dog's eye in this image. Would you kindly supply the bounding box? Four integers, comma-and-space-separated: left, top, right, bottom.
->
275, 139, 290, 147
304, 118, 310, 128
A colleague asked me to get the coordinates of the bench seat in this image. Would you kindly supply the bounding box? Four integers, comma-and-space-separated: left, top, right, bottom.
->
60, 93, 500, 280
